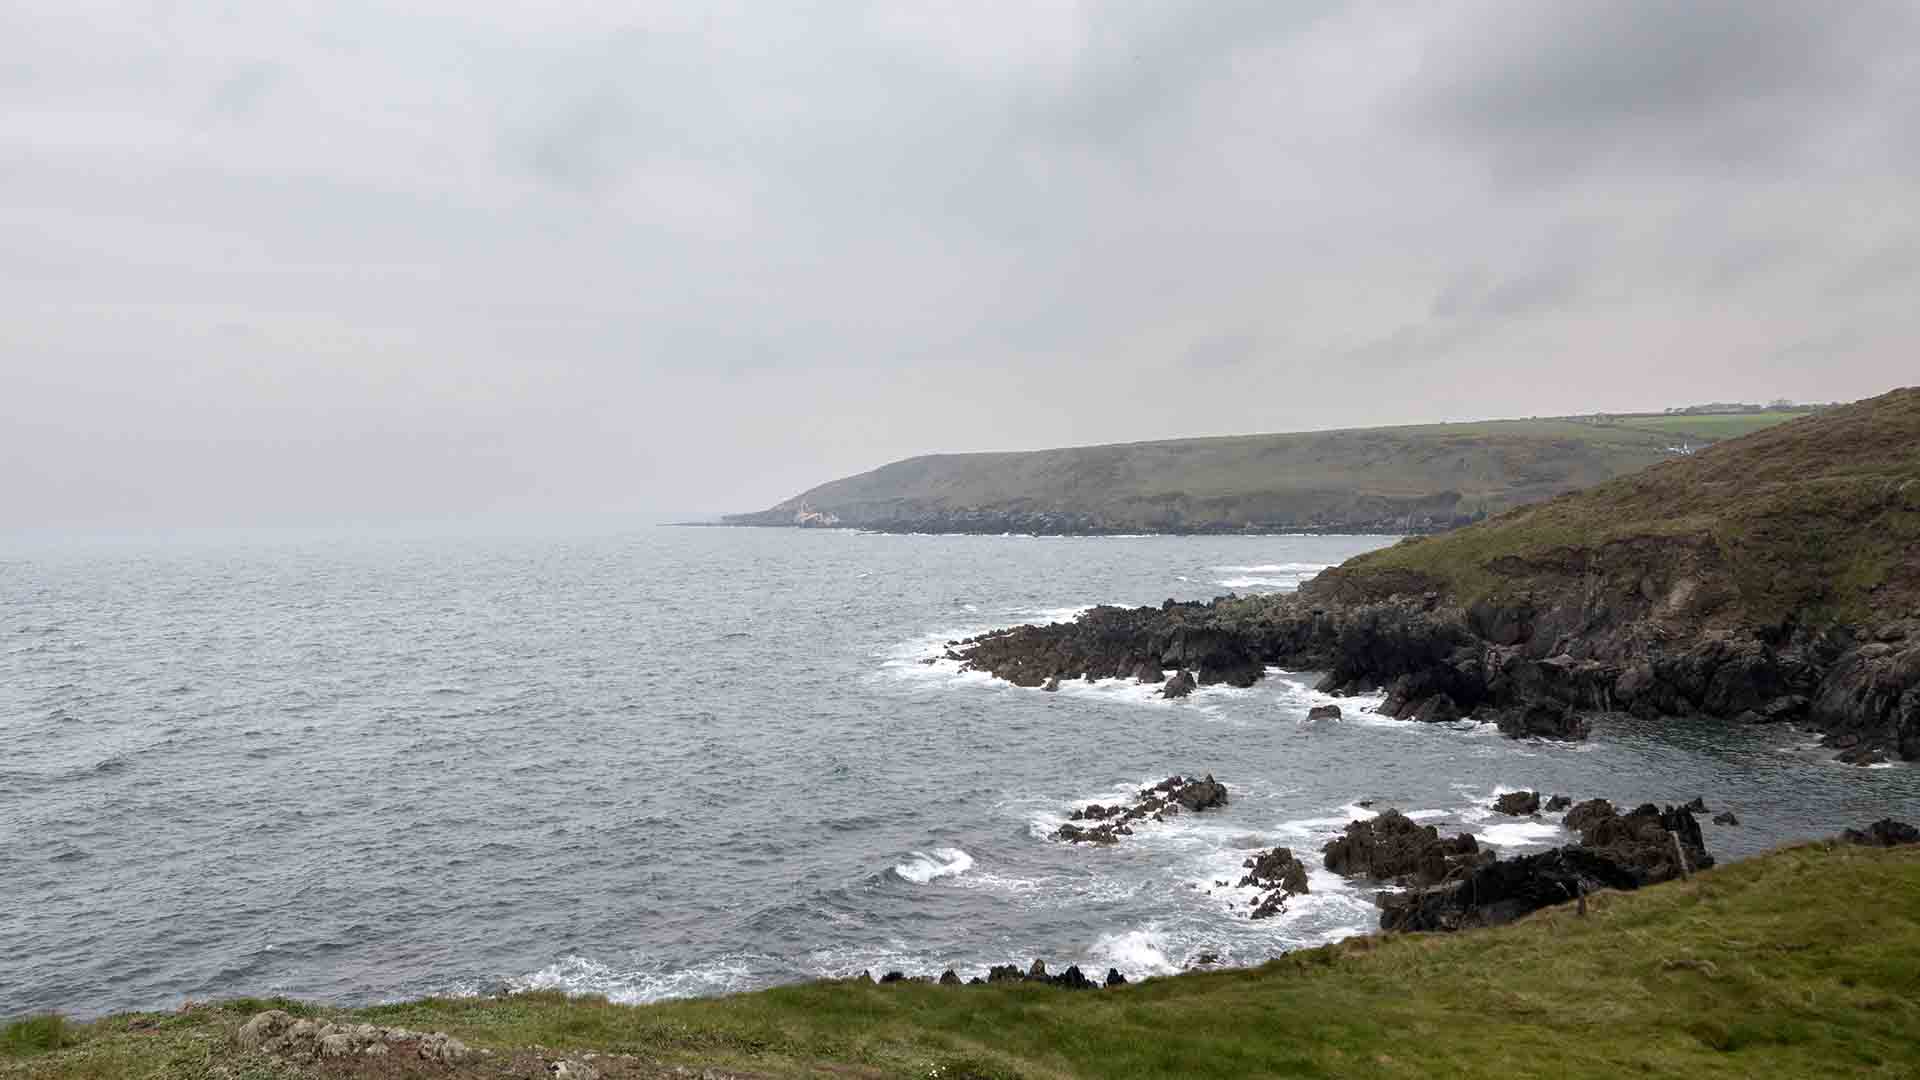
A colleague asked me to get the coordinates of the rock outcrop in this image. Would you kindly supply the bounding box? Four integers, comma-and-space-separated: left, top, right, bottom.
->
1321, 810, 1489, 885
1238, 847, 1310, 919
237, 1012, 472, 1064
1378, 804, 1713, 933
1053, 775, 1228, 844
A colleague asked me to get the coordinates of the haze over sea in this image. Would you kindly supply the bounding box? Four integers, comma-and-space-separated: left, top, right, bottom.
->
6, 525, 1917, 1019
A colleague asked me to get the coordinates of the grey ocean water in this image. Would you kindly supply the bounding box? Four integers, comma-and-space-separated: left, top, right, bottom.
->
5, 526, 1918, 1018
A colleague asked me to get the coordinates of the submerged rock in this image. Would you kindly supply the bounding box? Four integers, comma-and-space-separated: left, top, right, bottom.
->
1545, 795, 1573, 812
1307, 704, 1342, 721
1713, 811, 1740, 826
1841, 819, 1920, 847
1053, 774, 1230, 844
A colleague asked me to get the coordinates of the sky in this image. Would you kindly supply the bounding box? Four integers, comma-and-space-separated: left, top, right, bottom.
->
4, 1, 1917, 527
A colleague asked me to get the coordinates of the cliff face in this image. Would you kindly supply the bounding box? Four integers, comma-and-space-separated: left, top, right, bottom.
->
953, 390, 1920, 760
726, 419, 1709, 534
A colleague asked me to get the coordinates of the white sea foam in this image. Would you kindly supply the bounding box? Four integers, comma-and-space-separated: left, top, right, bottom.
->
893, 847, 975, 884
1477, 820, 1564, 847
1211, 563, 1333, 574
509, 953, 760, 1005
1088, 926, 1181, 977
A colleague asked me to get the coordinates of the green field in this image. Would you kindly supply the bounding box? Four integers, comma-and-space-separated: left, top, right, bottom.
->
9, 841, 1919, 1079
1602, 412, 1818, 441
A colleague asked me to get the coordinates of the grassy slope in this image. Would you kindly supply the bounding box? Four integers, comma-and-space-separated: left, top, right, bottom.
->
1322, 390, 1920, 626
10, 843, 1920, 1079
733, 412, 1817, 530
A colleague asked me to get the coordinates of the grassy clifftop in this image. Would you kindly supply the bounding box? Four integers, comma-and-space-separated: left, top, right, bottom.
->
1315, 389, 1920, 628
728, 412, 1817, 535
9, 842, 1920, 1078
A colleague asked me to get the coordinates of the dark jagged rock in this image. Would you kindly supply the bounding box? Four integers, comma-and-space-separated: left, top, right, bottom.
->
1574, 804, 1714, 884
1380, 804, 1713, 932
1104, 967, 1128, 988
1053, 965, 1096, 990
1683, 796, 1708, 813
986, 964, 1022, 984
1841, 819, 1920, 847
939, 970, 962, 986
1053, 774, 1228, 844
1161, 670, 1197, 699
1307, 704, 1342, 721
1489, 701, 1590, 741
1026, 960, 1048, 980
1492, 791, 1541, 816
1561, 798, 1617, 834
1321, 810, 1488, 885
1041, 676, 1061, 693
1240, 846, 1310, 919
1545, 795, 1572, 812
879, 971, 907, 984
1713, 811, 1740, 826
1239, 847, 1310, 895
1410, 692, 1462, 724
1172, 775, 1229, 811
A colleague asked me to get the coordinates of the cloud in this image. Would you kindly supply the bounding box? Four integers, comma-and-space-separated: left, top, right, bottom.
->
1404, 0, 1919, 185
0, 2, 1914, 528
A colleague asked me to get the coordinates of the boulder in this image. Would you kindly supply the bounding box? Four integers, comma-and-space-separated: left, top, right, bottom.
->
1307, 704, 1342, 721
1682, 796, 1708, 813
1545, 795, 1572, 812
1041, 676, 1061, 693
1713, 811, 1740, 826
1162, 670, 1198, 699
986, 964, 1023, 984
1492, 791, 1541, 816
1105, 968, 1128, 988
939, 970, 962, 986
1172, 775, 1229, 811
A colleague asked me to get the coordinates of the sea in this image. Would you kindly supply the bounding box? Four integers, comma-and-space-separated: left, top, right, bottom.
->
5, 524, 1918, 1018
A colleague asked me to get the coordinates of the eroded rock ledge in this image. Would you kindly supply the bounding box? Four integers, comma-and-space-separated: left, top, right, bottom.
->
949, 592, 1920, 761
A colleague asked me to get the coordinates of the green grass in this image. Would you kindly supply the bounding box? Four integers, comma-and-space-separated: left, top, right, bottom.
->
9, 843, 1920, 1078
1, 1017, 70, 1059
1323, 390, 1920, 625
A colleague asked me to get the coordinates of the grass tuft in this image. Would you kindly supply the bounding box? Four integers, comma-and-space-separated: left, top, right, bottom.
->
0, 1016, 71, 1058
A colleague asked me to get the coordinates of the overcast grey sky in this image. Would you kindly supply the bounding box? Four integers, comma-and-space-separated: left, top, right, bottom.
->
5, 1, 1916, 527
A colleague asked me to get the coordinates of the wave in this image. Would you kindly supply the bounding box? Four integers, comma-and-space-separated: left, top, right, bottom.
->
1088, 926, 1181, 977
892, 847, 974, 884
508, 952, 764, 1005
1211, 563, 1333, 574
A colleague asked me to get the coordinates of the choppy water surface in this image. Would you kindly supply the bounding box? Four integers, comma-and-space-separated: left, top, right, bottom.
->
4, 527, 1917, 1017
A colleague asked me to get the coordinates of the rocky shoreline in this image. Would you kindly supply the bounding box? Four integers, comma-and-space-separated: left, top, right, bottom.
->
947, 587, 1919, 763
